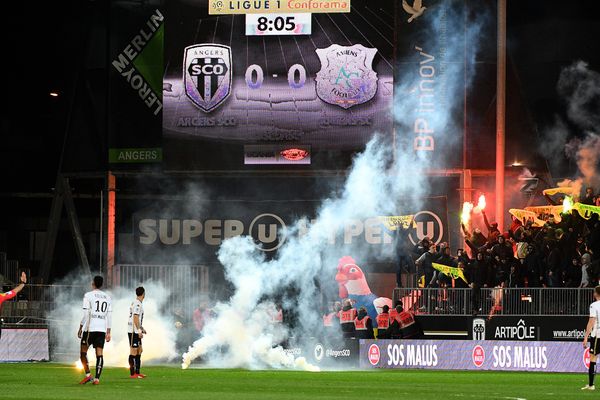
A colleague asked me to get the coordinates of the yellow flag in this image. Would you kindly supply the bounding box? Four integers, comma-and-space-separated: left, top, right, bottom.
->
573, 203, 600, 220
378, 215, 415, 231
508, 208, 545, 227
524, 205, 563, 222
543, 187, 575, 196
432, 263, 468, 284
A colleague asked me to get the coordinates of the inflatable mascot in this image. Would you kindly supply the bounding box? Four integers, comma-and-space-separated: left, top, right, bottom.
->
335, 256, 392, 327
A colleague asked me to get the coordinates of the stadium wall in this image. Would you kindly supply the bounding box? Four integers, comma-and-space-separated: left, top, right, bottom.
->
360, 339, 590, 373
0, 328, 49, 362
417, 315, 587, 341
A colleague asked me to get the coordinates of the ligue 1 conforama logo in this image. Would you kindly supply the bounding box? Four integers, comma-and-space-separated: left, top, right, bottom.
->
315, 44, 378, 109
184, 44, 232, 112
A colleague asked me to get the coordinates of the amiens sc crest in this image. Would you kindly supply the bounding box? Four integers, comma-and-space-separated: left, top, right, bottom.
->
315, 44, 378, 109
183, 44, 232, 112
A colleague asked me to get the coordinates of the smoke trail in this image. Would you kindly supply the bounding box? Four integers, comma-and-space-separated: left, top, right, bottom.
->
558, 61, 600, 131
394, 1, 486, 168
539, 116, 570, 173
565, 133, 600, 190
48, 273, 178, 367
182, 1, 487, 370
541, 61, 600, 192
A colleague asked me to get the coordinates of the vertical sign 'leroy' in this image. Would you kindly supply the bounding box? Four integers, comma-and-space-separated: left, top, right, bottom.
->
109, 5, 163, 165
111, 9, 164, 116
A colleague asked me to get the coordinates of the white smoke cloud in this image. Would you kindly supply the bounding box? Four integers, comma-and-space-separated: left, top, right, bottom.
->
542, 61, 600, 192
558, 61, 600, 131
181, 141, 404, 370
48, 274, 178, 368
540, 116, 570, 169
565, 133, 600, 191
181, 2, 487, 370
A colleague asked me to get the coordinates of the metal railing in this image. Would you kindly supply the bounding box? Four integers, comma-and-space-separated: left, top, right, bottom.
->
3, 284, 593, 324
2, 265, 210, 321
393, 287, 595, 316
0, 284, 86, 324
113, 264, 210, 314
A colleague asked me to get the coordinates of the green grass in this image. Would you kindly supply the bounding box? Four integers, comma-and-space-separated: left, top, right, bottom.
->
0, 363, 596, 400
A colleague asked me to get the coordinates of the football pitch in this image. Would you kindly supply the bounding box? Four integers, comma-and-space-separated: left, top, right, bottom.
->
0, 364, 595, 400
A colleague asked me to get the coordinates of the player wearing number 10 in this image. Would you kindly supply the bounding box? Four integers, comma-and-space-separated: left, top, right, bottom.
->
77, 275, 112, 385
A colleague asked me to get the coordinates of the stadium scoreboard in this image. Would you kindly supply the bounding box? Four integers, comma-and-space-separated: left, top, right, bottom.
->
163, 0, 394, 169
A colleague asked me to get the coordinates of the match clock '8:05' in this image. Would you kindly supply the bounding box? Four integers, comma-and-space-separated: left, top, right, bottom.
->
256, 16, 296, 32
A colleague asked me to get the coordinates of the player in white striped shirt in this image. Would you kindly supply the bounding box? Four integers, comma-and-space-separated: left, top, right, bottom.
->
583, 286, 600, 390
128, 286, 146, 378
77, 276, 112, 385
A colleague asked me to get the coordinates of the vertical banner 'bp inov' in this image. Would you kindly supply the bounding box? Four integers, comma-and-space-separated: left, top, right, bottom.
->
394, 0, 497, 168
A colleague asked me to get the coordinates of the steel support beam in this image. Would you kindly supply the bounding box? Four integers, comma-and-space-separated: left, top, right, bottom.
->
106, 172, 116, 287
496, 0, 507, 232
40, 176, 91, 282
62, 177, 91, 276
39, 179, 65, 283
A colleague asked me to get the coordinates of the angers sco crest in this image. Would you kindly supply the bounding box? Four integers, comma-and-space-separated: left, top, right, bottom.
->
183, 44, 232, 112
315, 44, 378, 109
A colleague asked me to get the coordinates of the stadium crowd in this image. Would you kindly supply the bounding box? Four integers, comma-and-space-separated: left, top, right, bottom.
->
396, 190, 600, 291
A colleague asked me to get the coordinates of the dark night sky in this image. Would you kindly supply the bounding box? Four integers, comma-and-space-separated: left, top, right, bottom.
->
1, 0, 599, 191
508, 1, 600, 129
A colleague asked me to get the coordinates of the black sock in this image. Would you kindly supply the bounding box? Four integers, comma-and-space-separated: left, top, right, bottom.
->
135, 355, 141, 374
95, 355, 104, 380
129, 355, 135, 375
590, 361, 596, 386
80, 352, 90, 374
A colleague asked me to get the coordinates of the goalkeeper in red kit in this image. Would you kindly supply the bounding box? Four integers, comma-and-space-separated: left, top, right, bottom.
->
0, 271, 27, 339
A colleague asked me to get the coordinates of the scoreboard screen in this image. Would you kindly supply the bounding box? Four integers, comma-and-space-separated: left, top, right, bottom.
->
163, 0, 394, 170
